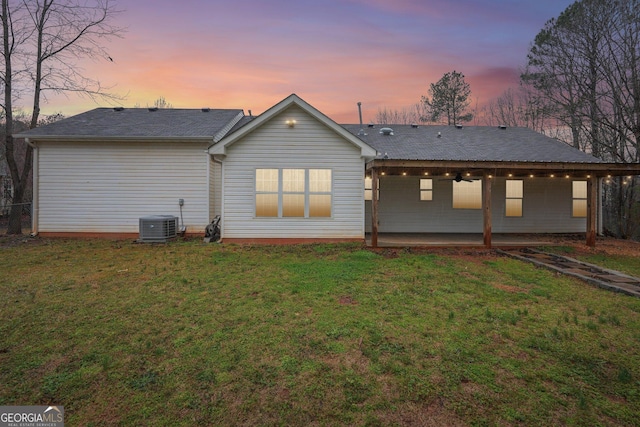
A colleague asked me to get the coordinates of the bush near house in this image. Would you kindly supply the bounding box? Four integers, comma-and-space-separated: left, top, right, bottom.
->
1, 238, 639, 426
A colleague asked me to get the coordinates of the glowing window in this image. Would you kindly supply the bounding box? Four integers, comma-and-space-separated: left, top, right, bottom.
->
453, 180, 482, 209
505, 180, 523, 217
256, 169, 332, 218
420, 179, 433, 201
572, 181, 587, 218
309, 169, 332, 217
283, 169, 305, 217
364, 176, 380, 201
256, 169, 279, 217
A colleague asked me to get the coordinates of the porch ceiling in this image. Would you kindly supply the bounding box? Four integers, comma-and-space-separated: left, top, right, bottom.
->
365, 159, 640, 179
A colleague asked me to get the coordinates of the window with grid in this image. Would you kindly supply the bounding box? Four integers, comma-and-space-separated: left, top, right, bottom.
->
572, 181, 587, 217
256, 168, 332, 218
364, 176, 380, 201
420, 178, 433, 201
505, 180, 523, 217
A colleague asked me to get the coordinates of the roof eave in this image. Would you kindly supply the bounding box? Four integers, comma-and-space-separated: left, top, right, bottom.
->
366, 159, 640, 177
17, 135, 215, 143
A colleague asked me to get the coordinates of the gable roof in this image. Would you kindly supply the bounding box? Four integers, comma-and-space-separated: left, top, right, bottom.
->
342, 124, 603, 164
210, 94, 378, 159
15, 108, 244, 142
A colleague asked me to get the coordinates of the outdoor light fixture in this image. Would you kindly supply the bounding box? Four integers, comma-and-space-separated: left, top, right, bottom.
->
286, 119, 296, 128
550, 174, 555, 178
402, 172, 407, 176
530, 174, 534, 178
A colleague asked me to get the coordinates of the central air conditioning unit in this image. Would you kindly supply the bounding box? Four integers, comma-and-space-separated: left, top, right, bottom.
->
139, 215, 178, 242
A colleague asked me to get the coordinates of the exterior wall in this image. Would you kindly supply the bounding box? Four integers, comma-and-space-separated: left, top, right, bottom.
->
365, 176, 586, 233
36, 141, 211, 234
222, 105, 366, 239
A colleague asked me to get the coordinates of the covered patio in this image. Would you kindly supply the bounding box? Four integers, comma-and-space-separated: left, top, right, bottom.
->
366, 160, 640, 249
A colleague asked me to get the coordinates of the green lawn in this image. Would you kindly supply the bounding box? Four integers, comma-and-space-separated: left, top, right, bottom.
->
1, 239, 639, 426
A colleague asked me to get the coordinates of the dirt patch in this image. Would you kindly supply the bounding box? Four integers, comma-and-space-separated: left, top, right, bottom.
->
0, 234, 46, 248
338, 295, 358, 305
492, 283, 528, 293
547, 235, 640, 257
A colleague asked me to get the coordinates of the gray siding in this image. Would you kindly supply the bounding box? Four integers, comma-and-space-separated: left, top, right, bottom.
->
365, 176, 586, 233
222, 105, 366, 239
37, 141, 210, 233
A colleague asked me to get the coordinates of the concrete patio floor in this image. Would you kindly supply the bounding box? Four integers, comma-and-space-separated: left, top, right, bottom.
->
365, 233, 560, 248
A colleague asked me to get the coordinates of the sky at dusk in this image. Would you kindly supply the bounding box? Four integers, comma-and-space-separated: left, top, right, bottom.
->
41, 0, 576, 123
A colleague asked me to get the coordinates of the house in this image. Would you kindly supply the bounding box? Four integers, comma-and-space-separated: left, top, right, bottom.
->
15, 94, 640, 247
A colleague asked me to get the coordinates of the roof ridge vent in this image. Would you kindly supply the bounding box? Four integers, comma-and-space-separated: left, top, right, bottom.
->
411, 123, 418, 128
202, 107, 210, 112
498, 125, 507, 129
380, 127, 394, 136
455, 124, 463, 129
148, 107, 158, 112
113, 107, 124, 112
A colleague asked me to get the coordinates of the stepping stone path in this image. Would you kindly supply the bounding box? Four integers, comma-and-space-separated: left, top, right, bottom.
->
497, 248, 640, 297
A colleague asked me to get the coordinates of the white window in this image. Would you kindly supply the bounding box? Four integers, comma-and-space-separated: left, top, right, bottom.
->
453, 180, 482, 209
572, 181, 587, 218
255, 169, 279, 217
420, 179, 433, 201
256, 169, 332, 218
505, 180, 523, 217
364, 176, 379, 201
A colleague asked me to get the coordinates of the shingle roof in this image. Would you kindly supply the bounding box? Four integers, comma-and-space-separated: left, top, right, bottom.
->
342, 124, 603, 163
16, 107, 244, 139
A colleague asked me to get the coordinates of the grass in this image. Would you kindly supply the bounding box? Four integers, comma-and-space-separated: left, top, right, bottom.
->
1, 238, 640, 426
541, 244, 640, 278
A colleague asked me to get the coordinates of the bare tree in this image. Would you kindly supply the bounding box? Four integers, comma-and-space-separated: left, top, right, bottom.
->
375, 103, 424, 125
522, 0, 640, 238
152, 96, 173, 109
1, 0, 123, 234
421, 70, 473, 125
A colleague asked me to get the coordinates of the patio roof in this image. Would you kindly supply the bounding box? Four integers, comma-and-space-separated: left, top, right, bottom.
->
340, 124, 640, 178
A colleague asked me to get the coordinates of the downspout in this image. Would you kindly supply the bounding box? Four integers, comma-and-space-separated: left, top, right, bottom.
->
212, 155, 224, 239
25, 138, 38, 236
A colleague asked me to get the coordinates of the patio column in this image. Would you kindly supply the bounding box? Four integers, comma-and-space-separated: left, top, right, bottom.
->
586, 175, 597, 247
483, 173, 492, 248
371, 168, 379, 248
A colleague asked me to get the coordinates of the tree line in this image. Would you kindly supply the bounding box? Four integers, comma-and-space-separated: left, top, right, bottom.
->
375, 0, 640, 239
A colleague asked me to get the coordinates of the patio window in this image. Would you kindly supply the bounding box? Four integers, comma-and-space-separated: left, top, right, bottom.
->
505, 180, 523, 217
420, 178, 433, 201
256, 168, 332, 218
572, 181, 587, 217
364, 176, 379, 201
453, 180, 482, 209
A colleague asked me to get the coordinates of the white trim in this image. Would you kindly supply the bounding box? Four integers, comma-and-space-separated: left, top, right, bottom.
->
209, 94, 377, 160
